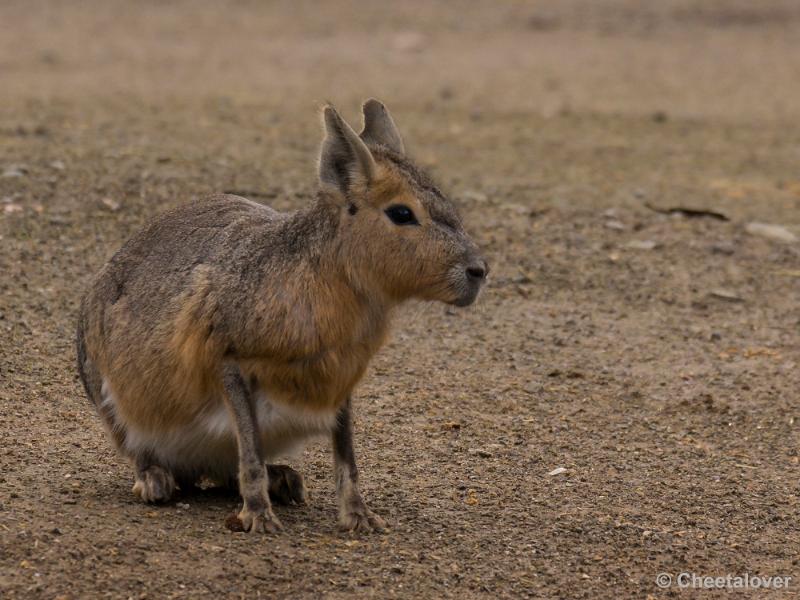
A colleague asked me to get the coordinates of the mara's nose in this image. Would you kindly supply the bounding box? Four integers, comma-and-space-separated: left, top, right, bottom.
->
466, 260, 489, 282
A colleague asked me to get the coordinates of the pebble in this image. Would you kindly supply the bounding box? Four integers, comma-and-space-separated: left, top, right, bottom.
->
745, 222, 797, 243
625, 240, 657, 250
1, 165, 27, 178
461, 190, 488, 203
101, 197, 121, 211
709, 289, 744, 302
468, 448, 493, 458
392, 31, 426, 52
710, 242, 735, 255
548, 467, 568, 476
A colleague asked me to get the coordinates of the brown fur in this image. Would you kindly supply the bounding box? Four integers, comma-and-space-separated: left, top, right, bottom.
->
76, 99, 488, 531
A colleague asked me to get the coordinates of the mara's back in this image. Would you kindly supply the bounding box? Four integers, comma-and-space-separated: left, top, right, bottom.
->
83, 193, 280, 327
78, 194, 284, 432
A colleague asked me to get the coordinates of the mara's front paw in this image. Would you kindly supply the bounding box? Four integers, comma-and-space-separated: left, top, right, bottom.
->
339, 503, 387, 533
236, 506, 283, 534
132, 465, 176, 503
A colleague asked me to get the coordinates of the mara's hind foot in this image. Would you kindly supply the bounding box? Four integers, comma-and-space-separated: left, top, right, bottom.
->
132, 464, 176, 503
267, 464, 308, 505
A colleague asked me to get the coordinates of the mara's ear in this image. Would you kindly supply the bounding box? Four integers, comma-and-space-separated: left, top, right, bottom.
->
319, 105, 376, 197
360, 98, 404, 155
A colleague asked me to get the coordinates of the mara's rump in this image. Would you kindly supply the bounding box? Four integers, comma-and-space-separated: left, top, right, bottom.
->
98, 377, 337, 479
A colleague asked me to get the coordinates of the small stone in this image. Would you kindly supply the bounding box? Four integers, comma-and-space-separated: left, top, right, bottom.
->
439, 86, 455, 101
652, 110, 668, 123
625, 240, 657, 250
392, 31, 426, 52
745, 222, 797, 243
709, 289, 744, 302
468, 448, 493, 458
461, 190, 488, 203
547, 467, 568, 476
101, 197, 121, 211
176, 502, 190, 510
224, 513, 245, 532
526, 15, 558, 31
49, 160, 65, 171
604, 220, 625, 231
710, 242, 735, 255
1, 167, 26, 178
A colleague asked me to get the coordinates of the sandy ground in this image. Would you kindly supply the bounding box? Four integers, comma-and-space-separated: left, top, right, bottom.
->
1, 1, 799, 598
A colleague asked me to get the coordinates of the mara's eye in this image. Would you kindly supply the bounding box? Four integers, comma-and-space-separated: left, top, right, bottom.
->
384, 204, 418, 226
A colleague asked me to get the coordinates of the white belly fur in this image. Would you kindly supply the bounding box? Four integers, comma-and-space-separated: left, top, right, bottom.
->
102, 379, 338, 478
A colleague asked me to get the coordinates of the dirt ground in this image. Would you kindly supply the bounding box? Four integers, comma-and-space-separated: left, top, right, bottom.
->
1, 1, 799, 598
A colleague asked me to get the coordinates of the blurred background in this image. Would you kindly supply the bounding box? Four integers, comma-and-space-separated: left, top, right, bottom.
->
2, 2, 799, 599
3, 0, 800, 220
3, 0, 800, 119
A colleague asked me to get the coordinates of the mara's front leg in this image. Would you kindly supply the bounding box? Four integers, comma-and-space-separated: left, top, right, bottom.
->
332, 399, 386, 532
222, 364, 282, 533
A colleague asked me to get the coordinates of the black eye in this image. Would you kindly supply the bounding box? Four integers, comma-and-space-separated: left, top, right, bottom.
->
384, 204, 418, 226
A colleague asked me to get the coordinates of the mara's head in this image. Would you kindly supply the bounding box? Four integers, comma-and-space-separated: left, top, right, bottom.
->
318, 99, 488, 307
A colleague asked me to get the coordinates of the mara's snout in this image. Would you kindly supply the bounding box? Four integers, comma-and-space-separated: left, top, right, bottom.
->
76, 98, 487, 534
452, 256, 489, 307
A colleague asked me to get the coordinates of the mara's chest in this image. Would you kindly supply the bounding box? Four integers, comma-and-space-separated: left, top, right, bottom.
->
237, 290, 391, 411
240, 339, 382, 411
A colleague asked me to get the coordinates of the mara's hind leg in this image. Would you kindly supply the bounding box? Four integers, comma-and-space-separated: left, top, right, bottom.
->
77, 317, 127, 449
267, 465, 308, 505
132, 454, 177, 503
78, 316, 177, 503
